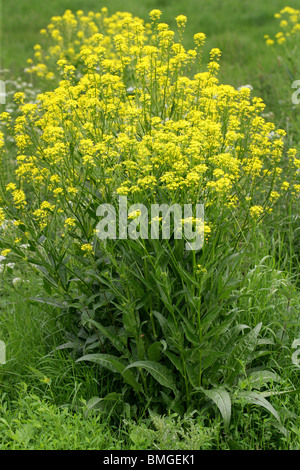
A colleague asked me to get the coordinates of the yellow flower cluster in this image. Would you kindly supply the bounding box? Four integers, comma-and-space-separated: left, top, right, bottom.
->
0, 8, 298, 254
249, 205, 264, 219
0, 208, 5, 225
26, 8, 150, 81
265, 6, 300, 46
81, 243, 94, 256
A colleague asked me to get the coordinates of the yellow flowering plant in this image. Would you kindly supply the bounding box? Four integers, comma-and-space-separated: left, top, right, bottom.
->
0, 8, 299, 416
264, 7, 300, 126
25, 8, 150, 85
265, 6, 300, 78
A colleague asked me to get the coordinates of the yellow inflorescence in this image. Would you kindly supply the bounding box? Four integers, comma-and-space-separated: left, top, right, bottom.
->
0, 8, 298, 252
265, 6, 300, 46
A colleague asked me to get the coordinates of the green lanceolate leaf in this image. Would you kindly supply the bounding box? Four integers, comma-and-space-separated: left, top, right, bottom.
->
247, 370, 280, 390
85, 396, 102, 412
200, 386, 232, 429
76, 353, 142, 393
28, 297, 67, 309
180, 320, 199, 345
261, 389, 300, 398
235, 391, 286, 435
84, 393, 122, 417
84, 318, 129, 357
225, 323, 262, 385
152, 311, 171, 336
148, 342, 162, 362
163, 350, 184, 376
124, 360, 177, 390
55, 341, 82, 352
186, 362, 200, 389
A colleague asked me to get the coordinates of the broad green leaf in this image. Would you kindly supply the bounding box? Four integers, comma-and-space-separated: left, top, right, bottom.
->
76, 353, 123, 373
0, 341, 6, 365
84, 392, 123, 417
152, 311, 171, 335
100, 392, 122, 401
122, 309, 138, 338
153, 280, 174, 315
201, 307, 234, 339
84, 392, 122, 415
168, 252, 199, 287
85, 318, 129, 357
28, 297, 67, 309
76, 354, 142, 393
43, 278, 52, 295
225, 323, 262, 385
247, 370, 280, 389
236, 391, 282, 424
164, 350, 184, 376
148, 342, 162, 362
261, 389, 300, 398
201, 387, 231, 429
227, 438, 245, 450
124, 360, 177, 390
85, 396, 102, 412
199, 350, 228, 373
55, 341, 82, 353
152, 311, 179, 346
180, 321, 199, 345
186, 362, 200, 389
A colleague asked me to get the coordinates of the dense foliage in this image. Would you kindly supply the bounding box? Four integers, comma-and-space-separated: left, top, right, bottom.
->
0, 7, 299, 439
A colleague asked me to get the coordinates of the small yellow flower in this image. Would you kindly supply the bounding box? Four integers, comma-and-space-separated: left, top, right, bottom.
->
12, 189, 27, 209
196, 264, 207, 275
280, 20, 288, 28
6, 183, 17, 192
194, 32, 206, 46
81, 243, 94, 256
281, 182, 290, 190
175, 15, 187, 28
0, 208, 5, 224
1, 249, 11, 257
13, 92, 25, 104
53, 187, 63, 196
64, 218, 76, 229
250, 205, 264, 219
128, 210, 142, 220
149, 9, 162, 21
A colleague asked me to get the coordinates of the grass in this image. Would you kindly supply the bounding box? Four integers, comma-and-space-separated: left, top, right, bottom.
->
0, 0, 300, 451
0, 386, 122, 450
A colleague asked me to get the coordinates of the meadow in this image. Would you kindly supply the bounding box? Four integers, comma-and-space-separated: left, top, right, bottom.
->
0, 0, 299, 451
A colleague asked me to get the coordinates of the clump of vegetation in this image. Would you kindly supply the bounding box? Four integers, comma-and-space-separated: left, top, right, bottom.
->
0, 4, 299, 450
